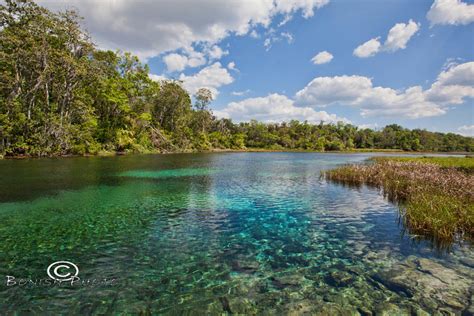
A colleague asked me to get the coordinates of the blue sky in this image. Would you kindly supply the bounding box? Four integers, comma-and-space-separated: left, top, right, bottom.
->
40, 0, 474, 135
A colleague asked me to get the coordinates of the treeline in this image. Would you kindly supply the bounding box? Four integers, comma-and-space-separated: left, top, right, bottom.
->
0, 0, 472, 157
233, 122, 473, 152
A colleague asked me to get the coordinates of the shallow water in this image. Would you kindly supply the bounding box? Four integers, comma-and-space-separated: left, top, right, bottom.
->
0, 153, 472, 314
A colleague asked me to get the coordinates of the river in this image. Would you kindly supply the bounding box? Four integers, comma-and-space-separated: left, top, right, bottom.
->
0, 153, 472, 314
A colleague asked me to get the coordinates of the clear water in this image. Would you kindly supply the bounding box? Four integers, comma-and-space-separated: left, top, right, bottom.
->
0, 153, 472, 314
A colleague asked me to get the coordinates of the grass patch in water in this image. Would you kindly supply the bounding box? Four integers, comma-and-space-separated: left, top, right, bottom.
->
371, 156, 474, 173
324, 157, 474, 244
119, 167, 216, 179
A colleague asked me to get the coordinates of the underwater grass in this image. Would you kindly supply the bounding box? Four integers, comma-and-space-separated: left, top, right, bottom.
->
324, 157, 474, 244
118, 167, 217, 179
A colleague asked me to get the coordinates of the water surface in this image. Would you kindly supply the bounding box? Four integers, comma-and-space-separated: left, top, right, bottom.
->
0, 153, 472, 314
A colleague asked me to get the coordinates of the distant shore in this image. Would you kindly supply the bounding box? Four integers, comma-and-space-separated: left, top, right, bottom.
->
1, 148, 472, 160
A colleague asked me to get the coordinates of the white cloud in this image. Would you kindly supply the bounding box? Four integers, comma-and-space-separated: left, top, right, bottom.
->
295, 61, 474, 119
353, 20, 419, 58
295, 75, 373, 106
353, 37, 381, 58
38, 0, 329, 59
274, 0, 330, 18
458, 125, 474, 137
426, 61, 474, 104
186, 49, 207, 67
149, 74, 167, 82
263, 30, 294, 50
278, 14, 293, 27
163, 53, 191, 72
207, 45, 229, 60
273, 0, 328, 26
442, 57, 464, 71
311, 51, 333, 64
231, 89, 251, 96
358, 123, 379, 130
249, 30, 260, 38
163, 45, 228, 72
264, 38, 272, 50
384, 19, 420, 51
215, 93, 348, 123
432, 61, 474, 87
227, 62, 238, 71
179, 62, 233, 97
281, 31, 294, 43
427, 0, 474, 26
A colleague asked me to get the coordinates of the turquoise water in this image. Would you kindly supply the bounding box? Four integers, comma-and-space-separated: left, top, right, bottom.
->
0, 153, 472, 314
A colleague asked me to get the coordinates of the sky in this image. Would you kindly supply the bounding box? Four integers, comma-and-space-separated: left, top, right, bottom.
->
38, 0, 474, 136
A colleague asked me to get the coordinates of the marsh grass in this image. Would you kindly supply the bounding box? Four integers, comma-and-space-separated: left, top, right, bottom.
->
371, 156, 474, 173
324, 157, 474, 244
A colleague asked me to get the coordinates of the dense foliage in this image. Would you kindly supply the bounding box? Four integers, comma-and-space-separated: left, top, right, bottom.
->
1, 0, 473, 157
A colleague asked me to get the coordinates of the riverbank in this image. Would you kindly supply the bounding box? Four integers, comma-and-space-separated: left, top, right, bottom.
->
324, 156, 474, 245
1, 147, 471, 159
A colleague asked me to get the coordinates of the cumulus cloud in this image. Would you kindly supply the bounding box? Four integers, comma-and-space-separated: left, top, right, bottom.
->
38, 0, 329, 59
207, 45, 229, 60
274, 0, 330, 18
294, 61, 474, 118
427, 0, 474, 26
295, 75, 373, 106
311, 51, 333, 64
353, 38, 381, 58
384, 20, 420, 51
163, 46, 227, 72
458, 125, 474, 137
179, 62, 234, 97
353, 20, 419, 58
215, 93, 348, 123
425, 61, 474, 104
433, 61, 474, 86
163, 53, 191, 72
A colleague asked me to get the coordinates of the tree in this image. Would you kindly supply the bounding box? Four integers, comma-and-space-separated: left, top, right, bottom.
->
0, 0, 97, 155
1, 0, 472, 156
194, 88, 213, 111
192, 88, 214, 137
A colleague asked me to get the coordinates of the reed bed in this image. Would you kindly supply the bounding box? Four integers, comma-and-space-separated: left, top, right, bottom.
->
324, 158, 474, 244
372, 156, 474, 174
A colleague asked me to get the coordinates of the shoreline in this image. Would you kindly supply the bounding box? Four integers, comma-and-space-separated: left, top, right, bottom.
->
1, 148, 471, 160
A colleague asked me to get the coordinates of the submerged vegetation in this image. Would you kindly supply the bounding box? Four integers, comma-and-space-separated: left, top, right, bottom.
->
0, 0, 473, 157
325, 157, 474, 244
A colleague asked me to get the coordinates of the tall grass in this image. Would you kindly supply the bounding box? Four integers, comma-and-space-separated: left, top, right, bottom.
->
324, 158, 474, 244
371, 156, 474, 174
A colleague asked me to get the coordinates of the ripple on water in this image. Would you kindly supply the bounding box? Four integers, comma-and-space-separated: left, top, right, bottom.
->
0, 153, 472, 314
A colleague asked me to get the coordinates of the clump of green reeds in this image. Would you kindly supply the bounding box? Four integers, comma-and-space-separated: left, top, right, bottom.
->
324, 159, 474, 244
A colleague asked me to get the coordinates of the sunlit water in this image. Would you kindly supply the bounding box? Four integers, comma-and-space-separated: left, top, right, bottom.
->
0, 153, 472, 314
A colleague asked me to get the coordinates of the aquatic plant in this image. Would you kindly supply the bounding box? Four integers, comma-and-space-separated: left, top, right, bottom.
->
324, 158, 474, 243
372, 156, 474, 174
